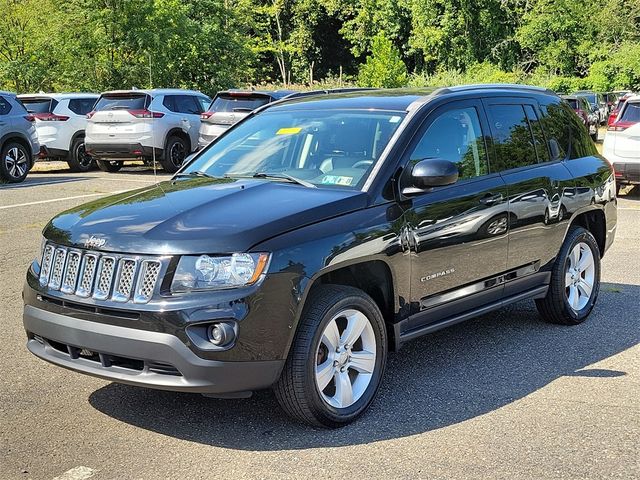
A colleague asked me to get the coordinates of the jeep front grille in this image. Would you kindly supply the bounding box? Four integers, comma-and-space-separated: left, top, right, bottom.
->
39, 242, 163, 304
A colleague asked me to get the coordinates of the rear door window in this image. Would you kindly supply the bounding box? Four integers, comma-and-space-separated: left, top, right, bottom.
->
486, 104, 538, 171
208, 94, 270, 113
0, 96, 11, 115
68, 98, 97, 115
95, 94, 149, 111
565, 98, 578, 109
196, 96, 211, 112
163, 95, 201, 114
523, 105, 550, 162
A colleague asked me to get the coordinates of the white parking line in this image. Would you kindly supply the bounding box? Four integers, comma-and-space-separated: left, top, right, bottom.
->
52, 466, 97, 480
0, 191, 126, 210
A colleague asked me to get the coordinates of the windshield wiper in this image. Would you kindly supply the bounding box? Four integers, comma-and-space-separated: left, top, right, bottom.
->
251, 172, 316, 188
174, 170, 216, 179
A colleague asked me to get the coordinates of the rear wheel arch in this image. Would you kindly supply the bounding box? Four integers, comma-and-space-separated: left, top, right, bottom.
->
165, 128, 191, 153
1, 134, 32, 159
566, 208, 606, 257
68, 130, 85, 151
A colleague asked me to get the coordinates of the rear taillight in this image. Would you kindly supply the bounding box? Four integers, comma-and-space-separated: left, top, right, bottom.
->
86, 111, 96, 119
608, 121, 637, 132
607, 111, 618, 126
200, 111, 214, 120
128, 109, 164, 119
33, 113, 69, 122
24, 114, 35, 122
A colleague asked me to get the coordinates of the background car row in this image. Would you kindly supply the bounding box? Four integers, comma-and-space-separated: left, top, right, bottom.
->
1, 86, 638, 186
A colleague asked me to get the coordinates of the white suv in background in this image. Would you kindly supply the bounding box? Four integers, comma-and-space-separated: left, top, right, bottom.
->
85, 89, 211, 173
603, 94, 640, 194
18, 93, 99, 172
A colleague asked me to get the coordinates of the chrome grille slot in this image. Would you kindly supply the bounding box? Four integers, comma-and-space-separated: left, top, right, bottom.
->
112, 258, 137, 302
61, 251, 81, 294
39, 244, 55, 286
93, 256, 116, 300
48, 248, 67, 290
76, 254, 97, 297
134, 260, 161, 304
38, 242, 163, 304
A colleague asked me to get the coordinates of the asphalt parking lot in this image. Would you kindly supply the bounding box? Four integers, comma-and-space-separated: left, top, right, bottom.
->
1, 162, 638, 480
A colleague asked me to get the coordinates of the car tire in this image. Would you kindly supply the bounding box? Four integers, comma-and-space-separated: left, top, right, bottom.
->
67, 138, 95, 172
274, 284, 387, 428
161, 136, 188, 173
535, 226, 600, 325
96, 160, 123, 173
0, 141, 30, 184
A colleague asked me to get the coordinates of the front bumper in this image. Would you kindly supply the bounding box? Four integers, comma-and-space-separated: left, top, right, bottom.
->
24, 304, 284, 394
85, 142, 160, 160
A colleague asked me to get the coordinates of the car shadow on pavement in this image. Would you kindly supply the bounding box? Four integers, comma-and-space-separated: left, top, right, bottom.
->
89, 282, 639, 450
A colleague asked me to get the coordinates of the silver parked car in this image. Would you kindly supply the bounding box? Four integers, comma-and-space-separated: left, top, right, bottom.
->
0, 91, 40, 183
198, 90, 296, 149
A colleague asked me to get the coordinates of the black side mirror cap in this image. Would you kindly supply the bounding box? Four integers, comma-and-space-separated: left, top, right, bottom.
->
402, 158, 459, 195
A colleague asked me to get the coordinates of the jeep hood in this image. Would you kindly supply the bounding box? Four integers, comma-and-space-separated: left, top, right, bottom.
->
44, 177, 368, 254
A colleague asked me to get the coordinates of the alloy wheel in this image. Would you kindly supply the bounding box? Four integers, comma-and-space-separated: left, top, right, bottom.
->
565, 242, 595, 311
5, 146, 28, 179
315, 308, 376, 409
170, 141, 186, 167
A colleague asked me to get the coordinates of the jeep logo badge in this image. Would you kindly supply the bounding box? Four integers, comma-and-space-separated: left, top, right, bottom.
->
84, 235, 106, 249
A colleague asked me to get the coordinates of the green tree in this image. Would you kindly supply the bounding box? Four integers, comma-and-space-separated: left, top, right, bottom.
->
357, 32, 407, 87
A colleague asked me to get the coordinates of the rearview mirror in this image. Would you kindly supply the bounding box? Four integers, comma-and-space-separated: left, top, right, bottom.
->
403, 158, 459, 195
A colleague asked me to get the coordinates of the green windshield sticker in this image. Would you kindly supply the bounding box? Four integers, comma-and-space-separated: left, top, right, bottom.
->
321, 175, 353, 186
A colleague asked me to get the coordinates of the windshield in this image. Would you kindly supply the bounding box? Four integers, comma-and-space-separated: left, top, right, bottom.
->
577, 93, 596, 105
183, 109, 405, 189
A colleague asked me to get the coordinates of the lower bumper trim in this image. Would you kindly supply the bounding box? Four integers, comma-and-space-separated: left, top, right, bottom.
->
23, 305, 283, 394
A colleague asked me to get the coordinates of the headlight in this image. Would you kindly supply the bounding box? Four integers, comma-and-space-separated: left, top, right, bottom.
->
171, 253, 270, 293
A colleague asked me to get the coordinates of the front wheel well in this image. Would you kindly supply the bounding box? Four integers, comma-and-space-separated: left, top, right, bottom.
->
569, 209, 606, 257
313, 260, 396, 349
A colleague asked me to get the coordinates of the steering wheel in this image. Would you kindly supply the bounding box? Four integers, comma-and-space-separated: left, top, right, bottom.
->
353, 160, 374, 169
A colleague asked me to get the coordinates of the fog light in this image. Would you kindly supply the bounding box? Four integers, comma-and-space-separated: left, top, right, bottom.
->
207, 322, 235, 346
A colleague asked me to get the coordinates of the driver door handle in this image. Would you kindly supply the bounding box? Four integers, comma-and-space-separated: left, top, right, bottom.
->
479, 193, 503, 206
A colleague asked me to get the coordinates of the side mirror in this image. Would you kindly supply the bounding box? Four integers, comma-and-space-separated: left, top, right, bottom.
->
403, 158, 459, 195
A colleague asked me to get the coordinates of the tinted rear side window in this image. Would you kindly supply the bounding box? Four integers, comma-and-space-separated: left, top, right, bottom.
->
68, 98, 97, 115
20, 98, 56, 113
488, 104, 538, 171
524, 105, 550, 162
539, 101, 571, 160
209, 94, 270, 113
0, 96, 11, 115
95, 94, 149, 111
619, 102, 640, 122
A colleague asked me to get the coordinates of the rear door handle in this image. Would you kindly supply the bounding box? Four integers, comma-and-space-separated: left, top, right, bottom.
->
479, 193, 503, 206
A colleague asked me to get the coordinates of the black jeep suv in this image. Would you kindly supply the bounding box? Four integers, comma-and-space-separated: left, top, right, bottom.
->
23, 86, 617, 427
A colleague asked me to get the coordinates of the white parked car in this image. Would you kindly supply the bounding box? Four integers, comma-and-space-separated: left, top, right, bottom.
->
85, 89, 211, 173
18, 93, 98, 172
602, 94, 640, 194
